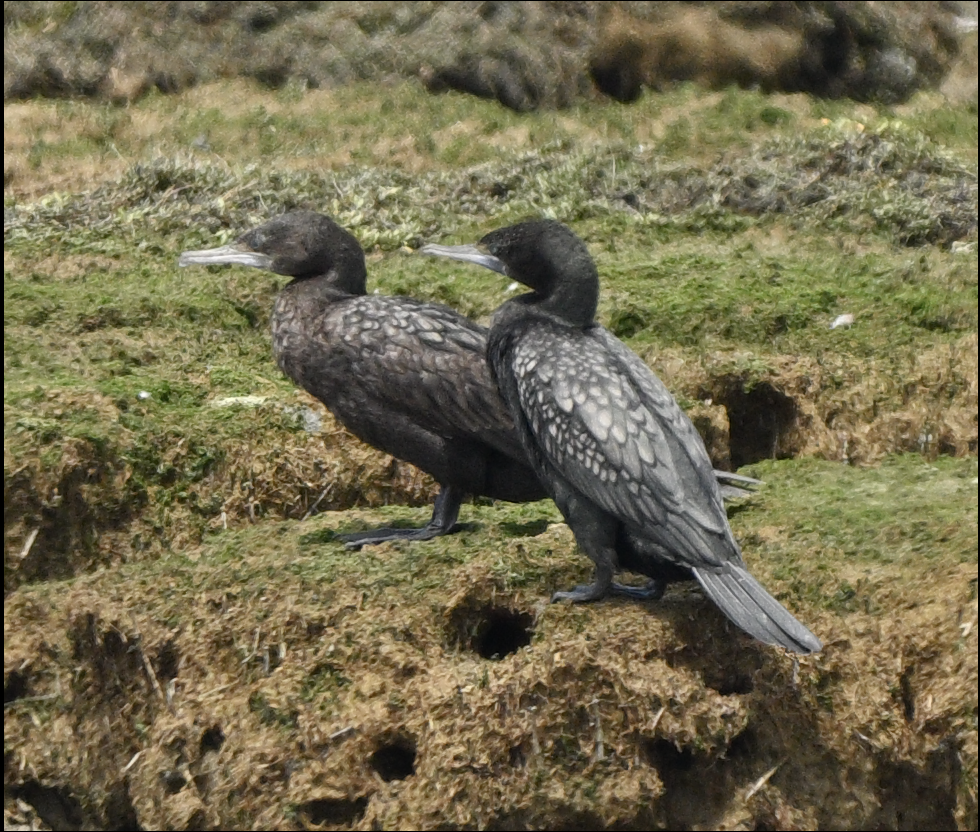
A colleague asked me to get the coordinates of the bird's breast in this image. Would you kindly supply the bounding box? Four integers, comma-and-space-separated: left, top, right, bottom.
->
270, 293, 346, 397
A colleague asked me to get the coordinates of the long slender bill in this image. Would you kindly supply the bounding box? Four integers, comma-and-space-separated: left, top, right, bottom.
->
420, 243, 509, 276
178, 244, 274, 270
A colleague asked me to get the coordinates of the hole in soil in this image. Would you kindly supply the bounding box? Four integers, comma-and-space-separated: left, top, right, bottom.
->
154, 640, 180, 681
726, 727, 758, 760
369, 735, 417, 782
448, 597, 535, 660
16, 782, 85, 831
641, 737, 736, 829
707, 671, 755, 696
200, 725, 225, 754
4, 669, 29, 703
642, 738, 695, 775
297, 797, 369, 827
715, 381, 800, 467
160, 770, 187, 795
874, 743, 959, 831
678, 646, 762, 697
104, 781, 141, 832
474, 608, 533, 659
102, 628, 131, 665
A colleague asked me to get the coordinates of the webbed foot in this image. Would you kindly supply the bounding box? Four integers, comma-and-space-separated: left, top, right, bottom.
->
336, 484, 463, 550
610, 579, 666, 601
551, 583, 610, 603
337, 521, 459, 550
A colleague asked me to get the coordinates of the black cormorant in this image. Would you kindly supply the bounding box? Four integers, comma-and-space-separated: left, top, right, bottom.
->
422, 220, 821, 654
179, 210, 546, 546
179, 212, 758, 548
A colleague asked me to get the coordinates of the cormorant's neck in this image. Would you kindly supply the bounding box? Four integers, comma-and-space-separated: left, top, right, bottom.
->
498, 283, 598, 331
525, 229, 599, 328
537, 274, 598, 328
281, 273, 353, 303
286, 264, 366, 297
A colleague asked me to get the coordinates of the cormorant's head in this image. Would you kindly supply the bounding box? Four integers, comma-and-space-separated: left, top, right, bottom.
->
179, 211, 367, 295
422, 220, 599, 327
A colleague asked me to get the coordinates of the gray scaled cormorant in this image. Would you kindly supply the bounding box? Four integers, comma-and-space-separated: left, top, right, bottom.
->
422, 220, 821, 654
179, 212, 758, 549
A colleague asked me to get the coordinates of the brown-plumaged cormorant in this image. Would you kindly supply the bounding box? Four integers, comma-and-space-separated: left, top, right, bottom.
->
422, 220, 821, 654
180, 211, 545, 546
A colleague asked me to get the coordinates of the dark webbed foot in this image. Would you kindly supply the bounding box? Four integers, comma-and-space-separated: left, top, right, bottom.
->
551, 583, 610, 603
550, 537, 617, 603
610, 579, 666, 601
337, 521, 459, 550
336, 484, 463, 551
551, 579, 666, 603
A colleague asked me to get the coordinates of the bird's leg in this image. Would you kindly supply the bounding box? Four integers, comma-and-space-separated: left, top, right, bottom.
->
549, 490, 622, 603
336, 485, 463, 549
551, 551, 615, 603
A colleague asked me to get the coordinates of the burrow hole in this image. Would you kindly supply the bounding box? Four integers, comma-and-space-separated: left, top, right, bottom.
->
706, 669, 755, 697
449, 601, 535, 660
15, 783, 84, 831
4, 669, 29, 704
369, 733, 417, 782
200, 724, 225, 754
711, 380, 800, 468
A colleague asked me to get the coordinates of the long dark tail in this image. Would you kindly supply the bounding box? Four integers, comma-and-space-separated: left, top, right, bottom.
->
693, 564, 822, 654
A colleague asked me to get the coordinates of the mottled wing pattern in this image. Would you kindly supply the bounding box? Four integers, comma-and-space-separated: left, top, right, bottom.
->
591, 327, 729, 508
330, 296, 524, 459
510, 323, 734, 569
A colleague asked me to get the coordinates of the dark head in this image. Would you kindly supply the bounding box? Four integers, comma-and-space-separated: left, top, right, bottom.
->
179, 211, 367, 295
422, 219, 599, 328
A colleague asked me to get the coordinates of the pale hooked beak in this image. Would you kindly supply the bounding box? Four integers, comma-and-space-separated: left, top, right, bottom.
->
178, 243, 274, 270
419, 243, 509, 276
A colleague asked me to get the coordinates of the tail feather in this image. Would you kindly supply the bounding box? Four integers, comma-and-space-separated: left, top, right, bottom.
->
718, 483, 755, 501
713, 470, 762, 502
693, 564, 822, 654
713, 471, 763, 487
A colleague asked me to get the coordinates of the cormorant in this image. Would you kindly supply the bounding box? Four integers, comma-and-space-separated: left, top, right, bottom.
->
180, 210, 545, 546
422, 220, 821, 654
179, 212, 758, 548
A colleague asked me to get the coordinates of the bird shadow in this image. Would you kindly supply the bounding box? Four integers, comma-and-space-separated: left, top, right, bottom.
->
499, 518, 552, 537
299, 521, 485, 546
724, 501, 757, 520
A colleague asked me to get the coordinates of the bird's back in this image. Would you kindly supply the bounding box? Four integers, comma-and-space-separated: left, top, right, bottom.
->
491, 312, 742, 574
274, 282, 531, 476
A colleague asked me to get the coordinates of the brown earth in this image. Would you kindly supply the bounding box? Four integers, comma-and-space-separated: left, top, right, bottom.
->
4, 520, 978, 830
4, 330, 978, 828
